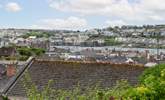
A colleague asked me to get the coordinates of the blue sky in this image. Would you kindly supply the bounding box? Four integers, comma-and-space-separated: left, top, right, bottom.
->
0, 0, 165, 30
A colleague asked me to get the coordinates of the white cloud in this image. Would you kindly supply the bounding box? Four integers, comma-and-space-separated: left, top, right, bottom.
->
31, 16, 88, 30
49, 0, 165, 25
5, 2, 22, 12
148, 15, 164, 21
105, 20, 127, 27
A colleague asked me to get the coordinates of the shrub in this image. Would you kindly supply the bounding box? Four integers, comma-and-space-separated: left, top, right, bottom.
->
139, 64, 165, 99
17, 47, 32, 56
17, 47, 45, 57
22, 72, 55, 100
18, 56, 29, 61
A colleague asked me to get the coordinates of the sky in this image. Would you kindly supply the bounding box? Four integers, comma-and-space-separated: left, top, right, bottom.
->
0, 0, 165, 30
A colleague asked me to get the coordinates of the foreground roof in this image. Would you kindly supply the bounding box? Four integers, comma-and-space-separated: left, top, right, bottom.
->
7, 60, 146, 97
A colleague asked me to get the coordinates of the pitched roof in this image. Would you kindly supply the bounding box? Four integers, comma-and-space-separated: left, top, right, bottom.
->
7, 60, 145, 97
0, 65, 6, 75
0, 47, 16, 57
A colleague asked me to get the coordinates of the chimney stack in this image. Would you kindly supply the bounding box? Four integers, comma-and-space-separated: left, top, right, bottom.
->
6, 64, 16, 77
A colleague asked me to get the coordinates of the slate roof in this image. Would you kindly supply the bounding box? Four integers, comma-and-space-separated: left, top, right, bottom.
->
0, 58, 34, 96
7, 60, 145, 98
0, 47, 16, 57
0, 64, 12, 93
0, 65, 6, 77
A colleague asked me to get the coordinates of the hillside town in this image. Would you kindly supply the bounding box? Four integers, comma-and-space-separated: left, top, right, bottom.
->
0, 25, 165, 64
0, 25, 164, 99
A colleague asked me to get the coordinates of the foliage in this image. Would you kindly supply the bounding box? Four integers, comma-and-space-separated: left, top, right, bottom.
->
0, 56, 28, 61
2, 95, 9, 100
22, 72, 55, 100
31, 47, 46, 56
17, 47, 45, 57
139, 64, 165, 99
18, 56, 29, 61
104, 37, 122, 46
17, 47, 32, 56
22, 31, 52, 39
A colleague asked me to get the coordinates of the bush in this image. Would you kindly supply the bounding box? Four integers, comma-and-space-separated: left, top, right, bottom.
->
17, 47, 45, 57
17, 47, 32, 56
22, 72, 55, 100
139, 64, 165, 99
31, 48, 45, 56
18, 56, 29, 61
2, 95, 9, 100
104, 37, 122, 46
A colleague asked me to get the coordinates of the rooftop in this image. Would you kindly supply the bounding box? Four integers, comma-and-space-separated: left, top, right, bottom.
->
7, 59, 145, 98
